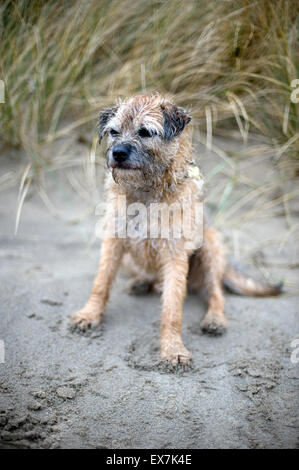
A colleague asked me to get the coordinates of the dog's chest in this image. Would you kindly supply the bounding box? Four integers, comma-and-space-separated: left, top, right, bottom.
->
124, 238, 167, 272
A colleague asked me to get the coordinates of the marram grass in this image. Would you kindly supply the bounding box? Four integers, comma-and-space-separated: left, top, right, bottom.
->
0, 0, 298, 170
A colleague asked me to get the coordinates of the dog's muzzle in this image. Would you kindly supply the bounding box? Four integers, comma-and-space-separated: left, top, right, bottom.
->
109, 143, 135, 169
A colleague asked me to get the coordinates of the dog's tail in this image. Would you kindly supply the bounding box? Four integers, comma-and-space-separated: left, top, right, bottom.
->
223, 265, 283, 297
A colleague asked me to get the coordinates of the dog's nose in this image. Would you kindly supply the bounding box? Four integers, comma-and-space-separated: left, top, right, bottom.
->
112, 144, 131, 163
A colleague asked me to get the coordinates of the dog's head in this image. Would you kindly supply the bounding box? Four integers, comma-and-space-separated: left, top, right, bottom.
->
98, 93, 191, 189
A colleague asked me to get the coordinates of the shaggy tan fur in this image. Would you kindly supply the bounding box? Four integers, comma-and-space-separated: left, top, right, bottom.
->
72, 92, 281, 365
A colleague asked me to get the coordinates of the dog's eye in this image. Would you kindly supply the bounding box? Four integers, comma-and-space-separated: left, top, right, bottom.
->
138, 127, 152, 138
110, 129, 119, 137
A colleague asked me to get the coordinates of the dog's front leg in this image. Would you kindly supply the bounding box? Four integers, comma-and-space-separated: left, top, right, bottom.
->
72, 238, 123, 329
200, 227, 228, 335
160, 247, 192, 365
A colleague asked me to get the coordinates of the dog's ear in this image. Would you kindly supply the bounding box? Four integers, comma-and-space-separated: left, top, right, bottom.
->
161, 103, 191, 141
98, 106, 118, 142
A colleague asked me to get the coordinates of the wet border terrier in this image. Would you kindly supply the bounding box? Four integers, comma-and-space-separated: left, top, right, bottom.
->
72, 92, 281, 365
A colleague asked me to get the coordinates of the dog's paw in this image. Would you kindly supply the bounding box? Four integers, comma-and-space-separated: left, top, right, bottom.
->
126, 279, 152, 295
72, 308, 102, 330
200, 313, 227, 336
160, 340, 193, 366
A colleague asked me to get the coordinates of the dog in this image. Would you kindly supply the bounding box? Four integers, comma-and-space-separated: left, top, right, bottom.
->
72, 92, 282, 365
